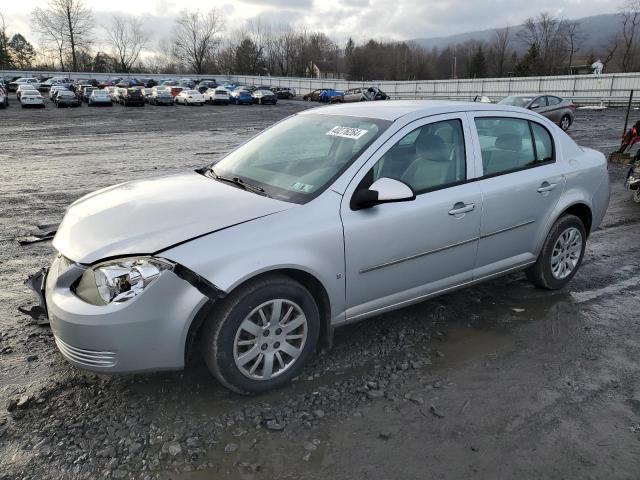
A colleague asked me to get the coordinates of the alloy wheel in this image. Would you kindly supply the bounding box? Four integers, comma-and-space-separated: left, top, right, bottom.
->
550, 227, 583, 279
560, 116, 571, 131
233, 299, 308, 381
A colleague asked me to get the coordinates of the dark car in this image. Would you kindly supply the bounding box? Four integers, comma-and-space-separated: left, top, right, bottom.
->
273, 87, 296, 99
116, 79, 144, 88
120, 88, 145, 106
150, 90, 175, 106
252, 89, 277, 105
196, 80, 218, 93
302, 89, 324, 102
139, 78, 157, 88
54, 90, 82, 108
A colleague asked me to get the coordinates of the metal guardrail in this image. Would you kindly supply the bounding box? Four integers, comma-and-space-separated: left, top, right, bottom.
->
1, 69, 639, 106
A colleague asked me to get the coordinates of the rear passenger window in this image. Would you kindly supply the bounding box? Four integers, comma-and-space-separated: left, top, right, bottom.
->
372, 119, 466, 193
475, 118, 535, 175
531, 122, 554, 162
546, 96, 561, 106
475, 117, 554, 176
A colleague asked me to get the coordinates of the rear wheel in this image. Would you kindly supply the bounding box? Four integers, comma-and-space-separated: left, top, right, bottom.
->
560, 115, 571, 131
202, 274, 320, 395
526, 214, 586, 289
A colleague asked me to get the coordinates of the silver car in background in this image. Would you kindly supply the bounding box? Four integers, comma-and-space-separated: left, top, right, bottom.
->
42, 101, 609, 394
499, 94, 576, 131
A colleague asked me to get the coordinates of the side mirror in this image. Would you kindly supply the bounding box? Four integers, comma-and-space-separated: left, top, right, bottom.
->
529, 103, 540, 109
351, 178, 416, 210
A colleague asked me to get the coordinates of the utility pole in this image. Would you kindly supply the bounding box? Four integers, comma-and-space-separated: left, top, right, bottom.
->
451, 46, 457, 79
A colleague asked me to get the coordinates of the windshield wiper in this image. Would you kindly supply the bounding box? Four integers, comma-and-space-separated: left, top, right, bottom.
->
210, 171, 270, 197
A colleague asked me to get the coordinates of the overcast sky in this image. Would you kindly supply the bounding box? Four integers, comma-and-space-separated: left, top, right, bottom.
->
1, 0, 619, 50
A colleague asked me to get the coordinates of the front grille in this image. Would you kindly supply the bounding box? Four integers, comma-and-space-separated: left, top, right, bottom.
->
54, 336, 117, 368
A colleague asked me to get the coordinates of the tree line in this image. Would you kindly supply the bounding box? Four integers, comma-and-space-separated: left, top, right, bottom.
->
0, 0, 639, 79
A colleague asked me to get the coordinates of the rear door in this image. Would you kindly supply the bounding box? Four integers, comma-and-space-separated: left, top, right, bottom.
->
469, 113, 566, 278
544, 96, 564, 123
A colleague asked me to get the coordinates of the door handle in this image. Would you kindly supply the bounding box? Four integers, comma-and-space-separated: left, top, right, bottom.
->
537, 182, 557, 193
448, 202, 475, 215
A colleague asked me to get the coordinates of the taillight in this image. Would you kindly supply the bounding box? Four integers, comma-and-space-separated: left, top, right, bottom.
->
569, 103, 576, 109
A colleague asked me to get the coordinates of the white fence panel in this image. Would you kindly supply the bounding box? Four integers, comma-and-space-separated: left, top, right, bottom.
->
3, 69, 640, 105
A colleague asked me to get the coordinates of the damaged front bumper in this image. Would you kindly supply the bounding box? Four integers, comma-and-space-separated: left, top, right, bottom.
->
42, 255, 209, 373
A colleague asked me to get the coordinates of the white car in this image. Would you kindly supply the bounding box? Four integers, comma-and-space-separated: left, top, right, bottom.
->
176, 89, 205, 106
20, 91, 45, 108
204, 88, 230, 105
9, 77, 41, 92
17, 84, 39, 100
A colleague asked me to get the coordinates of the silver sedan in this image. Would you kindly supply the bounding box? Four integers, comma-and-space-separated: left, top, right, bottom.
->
42, 101, 609, 394
499, 94, 576, 131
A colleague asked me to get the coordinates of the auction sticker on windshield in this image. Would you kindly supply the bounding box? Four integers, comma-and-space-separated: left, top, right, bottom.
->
326, 126, 369, 140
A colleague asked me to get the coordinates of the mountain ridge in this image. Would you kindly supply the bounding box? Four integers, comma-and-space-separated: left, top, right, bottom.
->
410, 13, 619, 57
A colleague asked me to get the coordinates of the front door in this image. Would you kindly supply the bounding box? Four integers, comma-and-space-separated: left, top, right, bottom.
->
340, 114, 482, 321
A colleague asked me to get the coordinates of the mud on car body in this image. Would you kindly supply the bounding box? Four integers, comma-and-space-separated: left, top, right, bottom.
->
37, 101, 609, 394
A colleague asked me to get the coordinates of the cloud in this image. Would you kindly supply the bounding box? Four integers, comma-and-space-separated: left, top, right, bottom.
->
238, 0, 313, 8
1, 0, 618, 51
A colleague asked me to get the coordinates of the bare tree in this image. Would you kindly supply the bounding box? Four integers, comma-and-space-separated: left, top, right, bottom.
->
603, 36, 620, 68
519, 12, 569, 74
106, 15, 149, 73
32, 8, 67, 69
619, 0, 640, 72
492, 25, 511, 76
172, 9, 224, 74
32, 0, 93, 71
563, 21, 583, 71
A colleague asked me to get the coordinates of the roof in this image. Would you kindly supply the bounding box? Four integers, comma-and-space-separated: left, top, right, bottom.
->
299, 100, 527, 122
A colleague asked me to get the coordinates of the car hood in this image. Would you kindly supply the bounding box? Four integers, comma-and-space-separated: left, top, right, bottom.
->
53, 172, 294, 264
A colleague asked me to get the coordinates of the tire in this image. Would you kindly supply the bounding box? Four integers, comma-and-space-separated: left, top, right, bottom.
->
560, 115, 572, 131
526, 214, 586, 290
202, 274, 320, 395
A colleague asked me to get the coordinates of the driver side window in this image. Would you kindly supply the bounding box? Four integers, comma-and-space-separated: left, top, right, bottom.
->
371, 119, 467, 194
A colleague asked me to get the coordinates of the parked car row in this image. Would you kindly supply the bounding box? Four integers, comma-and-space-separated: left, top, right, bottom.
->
302, 86, 390, 103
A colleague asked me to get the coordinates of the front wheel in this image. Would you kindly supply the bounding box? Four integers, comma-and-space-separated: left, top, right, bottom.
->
526, 214, 586, 289
202, 274, 320, 395
560, 115, 571, 131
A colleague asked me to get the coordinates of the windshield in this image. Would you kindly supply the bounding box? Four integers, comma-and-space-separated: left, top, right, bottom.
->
499, 95, 533, 107
211, 114, 390, 203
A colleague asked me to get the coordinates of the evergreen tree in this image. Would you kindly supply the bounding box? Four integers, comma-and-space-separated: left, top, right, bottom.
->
234, 37, 264, 75
513, 43, 541, 76
8, 33, 35, 69
469, 45, 487, 78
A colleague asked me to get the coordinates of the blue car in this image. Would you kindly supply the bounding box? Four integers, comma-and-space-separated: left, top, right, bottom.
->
230, 89, 253, 105
319, 89, 344, 103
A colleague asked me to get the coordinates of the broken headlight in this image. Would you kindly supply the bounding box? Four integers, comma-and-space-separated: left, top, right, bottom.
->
75, 257, 174, 305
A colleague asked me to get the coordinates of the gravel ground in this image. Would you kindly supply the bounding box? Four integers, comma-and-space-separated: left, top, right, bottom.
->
1, 99, 639, 479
